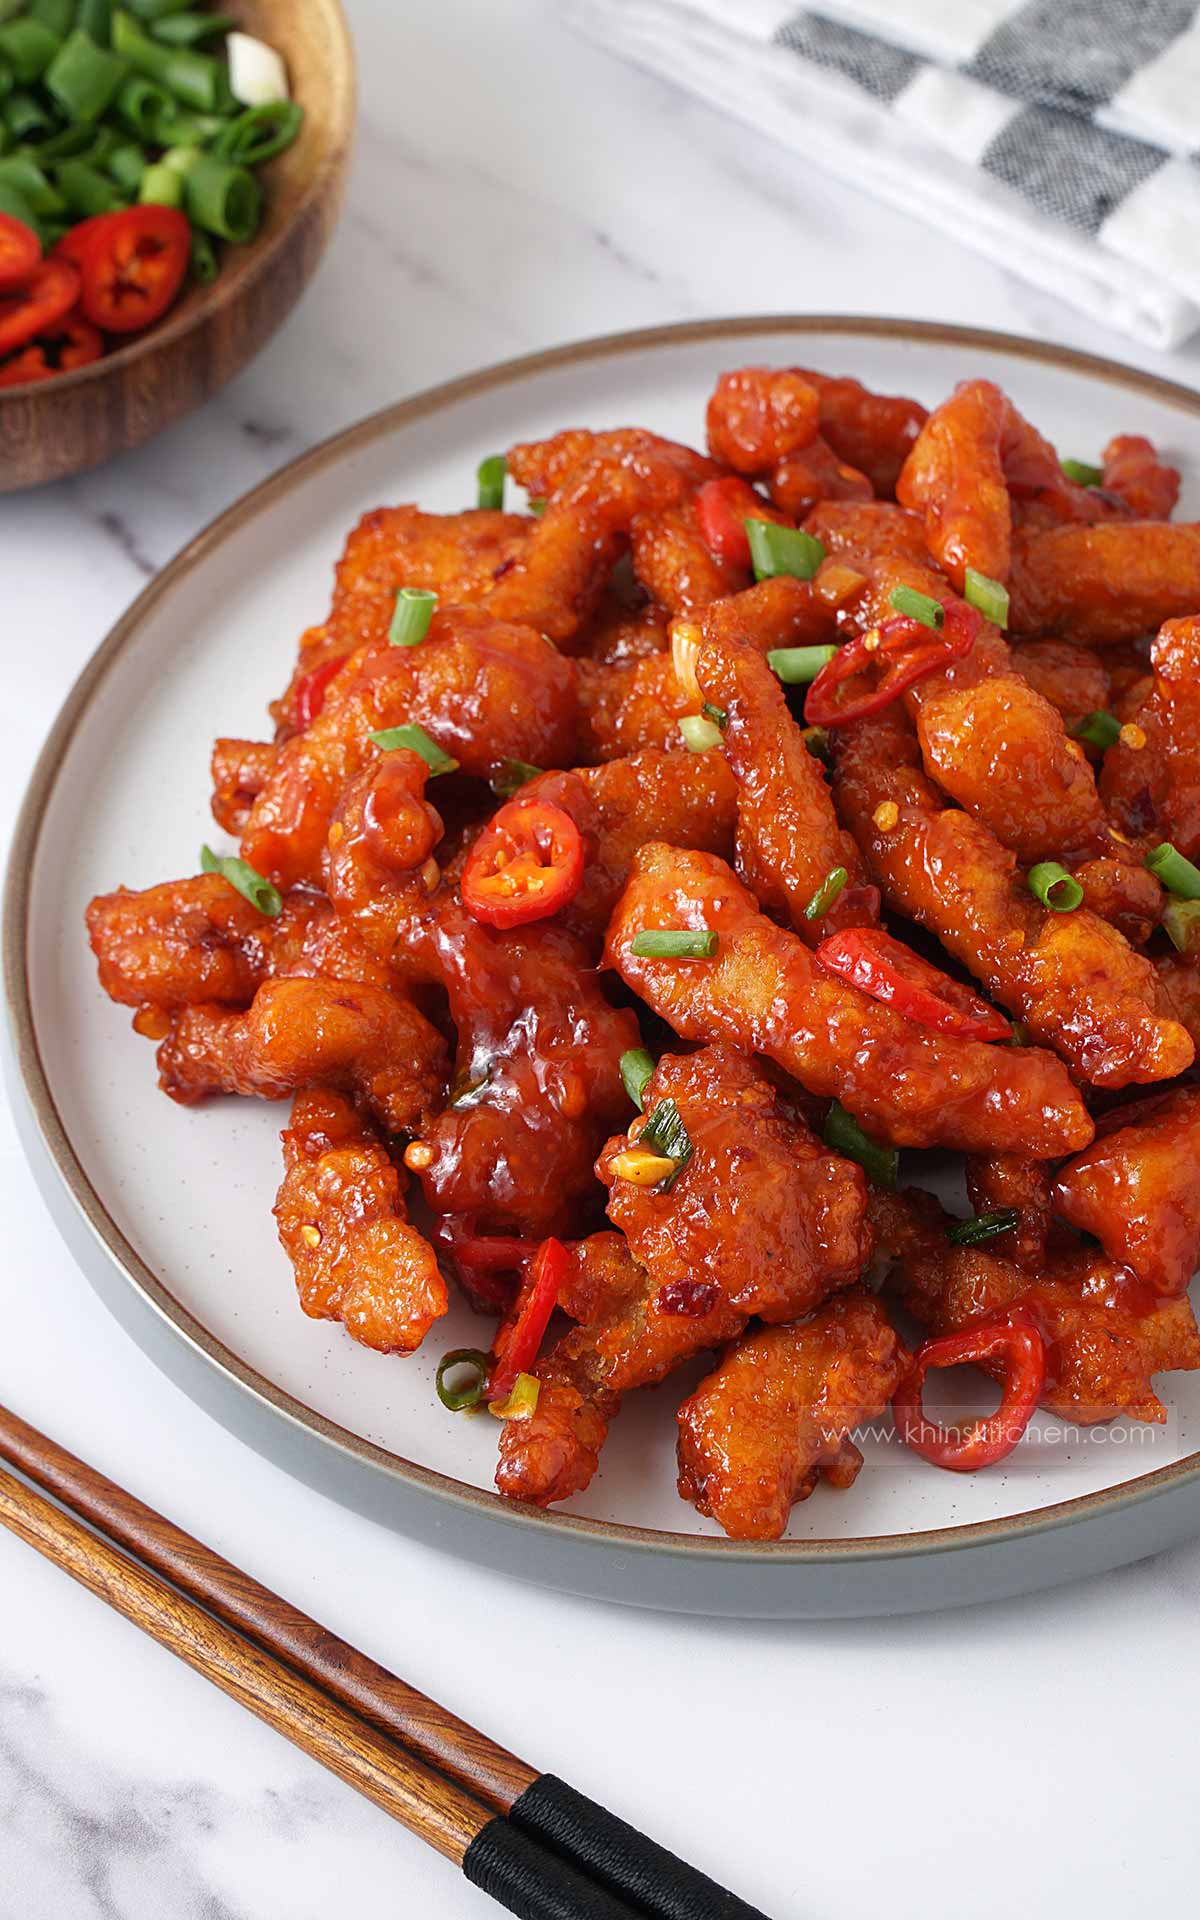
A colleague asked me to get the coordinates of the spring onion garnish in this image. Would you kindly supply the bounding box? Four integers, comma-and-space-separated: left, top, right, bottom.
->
962, 567, 1010, 628
702, 701, 727, 730
946, 1209, 1020, 1248
1028, 861, 1083, 913
388, 586, 437, 647
199, 844, 281, 917
369, 723, 459, 776
226, 28, 288, 106
435, 1348, 490, 1413
139, 156, 184, 204
639, 1095, 693, 1190
112, 10, 233, 114
211, 100, 303, 165
1072, 709, 1122, 750
57, 155, 122, 213
620, 1046, 655, 1110
823, 1100, 897, 1190
745, 520, 826, 583
1163, 899, 1200, 954
804, 865, 848, 923
153, 14, 240, 48
488, 1371, 541, 1420
182, 149, 260, 241
491, 758, 542, 798
0, 19, 61, 84
189, 225, 217, 281
679, 713, 722, 753
527, 496, 547, 516
476, 453, 506, 511
45, 28, 127, 123
630, 928, 719, 960
1146, 841, 1200, 900
1061, 457, 1103, 488
767, 644, 838, 686
889, 585, 944, 630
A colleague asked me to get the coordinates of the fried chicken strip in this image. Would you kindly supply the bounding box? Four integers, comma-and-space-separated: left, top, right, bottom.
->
1101, 616, 1200, 858
1054, 1088, 1200, 1299
1008, 522, 1200, 646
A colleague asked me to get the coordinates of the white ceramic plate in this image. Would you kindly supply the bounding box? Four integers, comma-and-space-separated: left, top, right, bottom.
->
9, 317, 1200, 1616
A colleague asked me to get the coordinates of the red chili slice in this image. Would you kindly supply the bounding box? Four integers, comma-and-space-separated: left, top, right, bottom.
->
291, 656, 346, 730
432, 1216, 539, 1311
462, 797, 585, 930
0, 310, 103, 388
488, 1236, 568, 1401
805, 598, 981, 728
77, 205, 191, 335
54, 214, 118, 270
816, 927, 1012, 1041
694, 475, 790, 571
0, 213, 40, 293
893, 1313, 1045, 1471
0, 257, 79, 359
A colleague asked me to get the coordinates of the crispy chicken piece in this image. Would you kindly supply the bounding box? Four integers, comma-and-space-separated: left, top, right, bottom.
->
211, 739, 279, 834
496, 1047, 871, 1507
506, 427, 716, 498
274, 1088, 447, 1354
630, 495, 748, 612
832, 706, 1190, 1086
607, 843, 1092, 1153
1007, 522, 1200, 646
874, 1187, 1200, 1425
1154, 951, 1200, 1046
579, 597, 669, 666
1101, 616, 1200, 858
157, 977, 448, 1133
240, 606, 576, 888
801, 500, 927, 568
1100, 435, 1180, 521
676, 1294, 908, 1540
705, 365, 925, 502
706, 367, 821, 472
964, 1155, 1057, 1272
770, 439, 873, 517
797, 368, 927, 497
1054, 1089, 1200, 1299
1072, 856, 1161, 947
696, 633, 875, 940
1008, 640, 1109, 729
321, 748, 444, 961
399, 904, 639, 1238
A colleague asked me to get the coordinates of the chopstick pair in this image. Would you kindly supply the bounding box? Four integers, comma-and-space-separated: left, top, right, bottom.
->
0, 1404, 769, 1920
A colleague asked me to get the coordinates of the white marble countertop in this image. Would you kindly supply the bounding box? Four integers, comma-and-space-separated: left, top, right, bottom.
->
5, 2, 1200, 1914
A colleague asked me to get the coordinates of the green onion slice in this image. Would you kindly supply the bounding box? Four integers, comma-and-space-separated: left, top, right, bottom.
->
491, 758, 542, 798
182, 150, 261, 243
639, 1095, 693, 1190
489, 1371, 541, 1420
1028, 861, 1083, 913
152, 11, 239, 47
823, 1100, 897, 1190
476, 452, 506, 511
701, 701, 727, 730
1061, 457, 1103, 488
435, 1348, 491, 1413
745, 519, 825, 582
620, 1047, 655, 1110
946, 1208, 1020, 1248
1146, 841, 1200, 901
211, 99, 304, 164
962, 567, 1009, 628
200, 844, 282, 917
630, 928, 719, 960
1072, 709, 1121, 750
679, 714, 722, 753
369, 723, 459, 776
44, 27, 128, 123
527, 496, 547, 516
804, 865, 848, 923
767, 644, 838, 685
889, 585, 944, 629
388, 586, 437, 647
1163, 899, 1200, 954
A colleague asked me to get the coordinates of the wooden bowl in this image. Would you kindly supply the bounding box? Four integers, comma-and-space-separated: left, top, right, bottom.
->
0, 0, 354, 493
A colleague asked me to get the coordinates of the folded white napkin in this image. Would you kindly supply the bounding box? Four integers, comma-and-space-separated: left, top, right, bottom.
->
566, 0, 1200, 348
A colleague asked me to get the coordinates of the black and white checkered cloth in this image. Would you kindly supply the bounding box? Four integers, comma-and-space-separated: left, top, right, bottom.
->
566, 0, 1200, 346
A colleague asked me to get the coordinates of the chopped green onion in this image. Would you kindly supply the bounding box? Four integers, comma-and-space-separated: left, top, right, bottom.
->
889, 585, 944, 629
32, 0, 75, 36
105, 139, 146, 191
211, 99, 303, 165
620, 1047, 655, 1110
188, 223, 217, 280
0, 18, 63, 83
112, 70, 171, 135
3, 87, 53, 138
701, 701, 727, 730
639, 1095, 693, 1190
200, 844, 281, 917
963, 568, 1010, 628
44, 27, 127, 122
55, 155, 124, 214
0, 176, 37, 224
527, 496, 546, 516
946, 1209, 1020, 1249
435, 1348, 490, 1413
125, 0, 196, 18
491, 758, 542, 798
151, 11, 237, 46
823, 1101, 897, 1189
112, 9, 232, 112
369, 723, 459, 777
182, 149, 260, 241
679, 713, 722, 753
1061, 457, 1103, 488
488, 1372, 541, 1420
476, 452, 505, 511
388, 586, 437, 647
0, 60, 11, 107
746, 519, 825, 582
76, 0, 114, 48
1163, 899, 1200, 954
767, 644, 838, 685
144, 99, 223, 144
804, 865, 848, 923
1072, 709, 1121, 750
630, 928, 718, 960
138, 154, 181, 203
1146, 841, 1200, 900
1028, 861, 1083, 913
0, 152, 66, 214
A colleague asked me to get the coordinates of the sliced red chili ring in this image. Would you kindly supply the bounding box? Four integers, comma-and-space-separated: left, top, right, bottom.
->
462, 797, 585, 930
431, 1216, 539, 1311
291, 656, 346, 730
77, 205, 191, 336
0, 310, 103, 387
488, 1235, 569, 1401
0, 212, 41, 294
805, 597, 981, 728
893, 1312, 1045, 1471
816, 927, 1012, 1041
0, 256, 80, 360
694, 474, 790, 571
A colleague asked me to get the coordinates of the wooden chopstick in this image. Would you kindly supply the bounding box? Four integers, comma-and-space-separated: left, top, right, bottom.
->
0, 1404, 769, 1920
